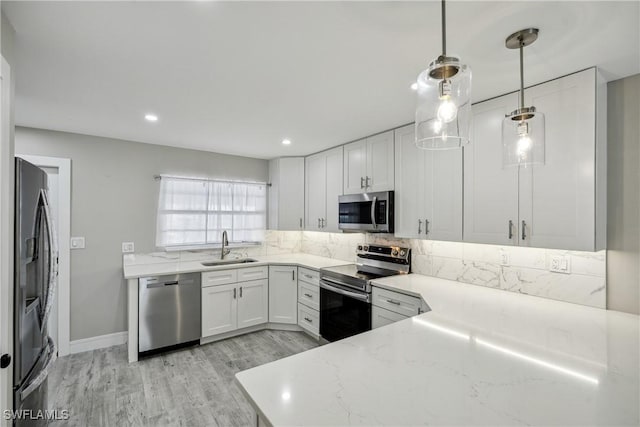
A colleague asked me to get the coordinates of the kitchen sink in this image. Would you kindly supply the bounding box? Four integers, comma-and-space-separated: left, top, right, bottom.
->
201, 258, 259, 267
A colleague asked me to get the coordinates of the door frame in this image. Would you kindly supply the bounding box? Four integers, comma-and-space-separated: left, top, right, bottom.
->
16, 154, 72, 356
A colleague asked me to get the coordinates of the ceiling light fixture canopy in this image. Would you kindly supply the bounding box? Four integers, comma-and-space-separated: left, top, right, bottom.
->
502, 28, 545, 167
415, 0, 472, 150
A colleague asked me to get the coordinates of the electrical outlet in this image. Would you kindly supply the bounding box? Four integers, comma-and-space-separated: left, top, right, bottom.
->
549, 255, 571, 274
70, 237, 85, 249
500, 251, 510, 266
122, 242, 135, 253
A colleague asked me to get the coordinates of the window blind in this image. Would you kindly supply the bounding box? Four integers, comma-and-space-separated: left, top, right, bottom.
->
156, 176, 266, 248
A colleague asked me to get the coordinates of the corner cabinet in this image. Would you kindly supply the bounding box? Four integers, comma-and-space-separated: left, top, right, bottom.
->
343, 131, 394, 194
305, 146, 343, 232
394, 124, 463, 241
268, 266, 298, 324
268, 157, 305, 231
464, 68, 606, 251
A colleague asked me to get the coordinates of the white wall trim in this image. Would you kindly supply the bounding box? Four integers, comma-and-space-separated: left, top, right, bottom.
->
16, 154, 72, 356
69, 331, 127, 355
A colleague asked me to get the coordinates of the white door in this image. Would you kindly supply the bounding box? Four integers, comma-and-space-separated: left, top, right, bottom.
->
201, 284, 238, 337
519, 69, 597, 250
324, 146, 343, 232
268, 266, 297, 324
343, 139, 367, 195
305, 153, 326, 230
464, 92, 520, 245
237, 279, 268, 328
41, 167, 60, 347
372, 305, 407, 329
0, 55, 12, 425
394, 125, 425, 239
278, 158, 305, 230
425, 149, 463, 241
366, 131, 395, 192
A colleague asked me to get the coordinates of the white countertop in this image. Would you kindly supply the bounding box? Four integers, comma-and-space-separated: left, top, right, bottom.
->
236, 273, 640, 426
123, 252, 351, 279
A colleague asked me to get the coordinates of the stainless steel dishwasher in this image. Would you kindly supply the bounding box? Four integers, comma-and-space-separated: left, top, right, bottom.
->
138, 273, 201, 353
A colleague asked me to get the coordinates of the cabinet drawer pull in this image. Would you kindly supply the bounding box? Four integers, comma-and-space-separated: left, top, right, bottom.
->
303, 274, 313, 279
521, 220, 527, 240
304, 293, 313, 298
304, 317, 313, 323
386, 299, 401, 305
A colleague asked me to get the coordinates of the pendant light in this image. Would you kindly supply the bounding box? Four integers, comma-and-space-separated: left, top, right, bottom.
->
502, 28, 544, 167
415, 0, 472, 150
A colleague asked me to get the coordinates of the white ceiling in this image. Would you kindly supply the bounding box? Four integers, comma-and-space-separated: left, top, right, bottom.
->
3, 1, 639, 159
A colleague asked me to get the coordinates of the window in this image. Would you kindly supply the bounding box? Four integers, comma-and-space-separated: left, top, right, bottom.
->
156, 176, 266, 249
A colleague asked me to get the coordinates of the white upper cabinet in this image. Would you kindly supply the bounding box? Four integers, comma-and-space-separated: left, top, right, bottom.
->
465, 68, 606, 251
343, 131, 394, 194
464, 93, 520, 245
305, 146, 343, 232
268, 157, 304, 231
394, 125, 462, 241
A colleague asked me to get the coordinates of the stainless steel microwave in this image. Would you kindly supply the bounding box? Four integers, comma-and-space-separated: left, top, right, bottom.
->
338, 191, 394, 233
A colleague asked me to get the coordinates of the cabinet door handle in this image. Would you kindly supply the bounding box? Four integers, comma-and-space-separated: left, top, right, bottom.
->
360, 177, 365, 189
386, 299, 401, 306
299, 218, 302, 228
233, 288, 237, 299
508, 220, 514, 240
239, 286, 243, 298
366, 176, 371, 188
418, 219, 422, 234
321, 218, 325, 228
521, 220, 527, 240
304, 317, 313, 323
292, 270, 295, 281
304, 293, 313, 298
425, 219, 430, 236
317, 218, 321, 229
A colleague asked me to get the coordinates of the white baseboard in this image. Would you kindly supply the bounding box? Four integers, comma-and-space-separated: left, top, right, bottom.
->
69, 331, 128, 355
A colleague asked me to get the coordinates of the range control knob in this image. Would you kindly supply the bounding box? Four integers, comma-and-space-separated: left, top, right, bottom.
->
357, 245, 363, 251
363, 245, 369, 252
392, 249, 398, 256
399, 250, 406, 257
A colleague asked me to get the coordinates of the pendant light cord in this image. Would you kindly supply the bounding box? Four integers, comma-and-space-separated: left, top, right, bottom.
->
519, 38, 525, 109
441, 0, 447, 56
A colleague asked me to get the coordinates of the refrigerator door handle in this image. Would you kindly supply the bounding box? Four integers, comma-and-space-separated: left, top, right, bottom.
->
39, 189, 59, 332
20, 336, 57, 401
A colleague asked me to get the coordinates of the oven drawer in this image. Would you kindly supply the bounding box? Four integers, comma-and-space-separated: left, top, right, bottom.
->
202, 269, 238, 287
298, 304, 319, 336
237, 266, 268, 282
298, 267, 319, 286
298, 281, 319, 311
372, 287, 421, 317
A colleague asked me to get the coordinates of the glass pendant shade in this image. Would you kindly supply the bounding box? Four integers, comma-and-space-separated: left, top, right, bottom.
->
415, 56, 472, 149
502, 108, 545, 167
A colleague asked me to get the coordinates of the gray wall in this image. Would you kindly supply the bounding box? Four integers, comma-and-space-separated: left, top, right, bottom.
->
607, 74, 640, 315
15, 127, 268, 340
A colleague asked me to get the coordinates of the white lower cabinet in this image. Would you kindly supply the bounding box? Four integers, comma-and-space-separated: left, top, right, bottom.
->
372, 305, 408, 329
202, 283, 238, 337
202, 267, 269, 338
237, 279, 269, 328
298, 303, 319, 336
268, 266, 298, 324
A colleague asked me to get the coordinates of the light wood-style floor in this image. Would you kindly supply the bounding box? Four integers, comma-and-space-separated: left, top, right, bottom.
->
47, 330, 319, 427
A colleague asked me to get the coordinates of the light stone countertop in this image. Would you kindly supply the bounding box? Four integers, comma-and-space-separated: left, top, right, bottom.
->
122, 252, 351, 279
235, 273, 640, 426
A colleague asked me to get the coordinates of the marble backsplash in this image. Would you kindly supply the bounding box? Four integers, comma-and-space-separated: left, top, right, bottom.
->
299, 231, 606, 309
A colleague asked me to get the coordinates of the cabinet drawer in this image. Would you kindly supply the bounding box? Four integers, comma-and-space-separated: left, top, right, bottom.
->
372, 287, 421, 317
237, 266, 268, 282
372, 305, 408, 329
298, 304, 319, 336
202, 269, 238, 287
298, 281, 319, 311
298, 267, 319, 286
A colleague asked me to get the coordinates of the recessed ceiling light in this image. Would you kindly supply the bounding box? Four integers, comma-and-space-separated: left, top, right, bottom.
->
144, 113, 158, 122
282, 138, 292, 145
410, 82, 418, 91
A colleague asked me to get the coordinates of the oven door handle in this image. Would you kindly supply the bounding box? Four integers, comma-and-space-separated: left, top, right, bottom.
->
320, 280, 371, 303
370, 196, 378, 229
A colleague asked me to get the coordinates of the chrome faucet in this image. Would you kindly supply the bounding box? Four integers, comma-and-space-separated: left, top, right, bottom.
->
221, 230, 230, 260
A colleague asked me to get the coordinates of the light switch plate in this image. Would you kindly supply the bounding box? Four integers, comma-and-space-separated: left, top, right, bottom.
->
70, 237, 85, 249
122, 242, 135, 253
500, 251, 510, 266
549, 255, 571, 274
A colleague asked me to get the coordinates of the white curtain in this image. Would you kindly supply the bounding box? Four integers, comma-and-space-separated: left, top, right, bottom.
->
156, 177, 266, 248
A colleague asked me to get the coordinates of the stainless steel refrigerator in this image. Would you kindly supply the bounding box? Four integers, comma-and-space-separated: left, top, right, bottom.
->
13, 158, 58, 424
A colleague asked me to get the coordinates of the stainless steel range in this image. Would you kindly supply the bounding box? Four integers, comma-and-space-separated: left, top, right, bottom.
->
319, 244, 410, 342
